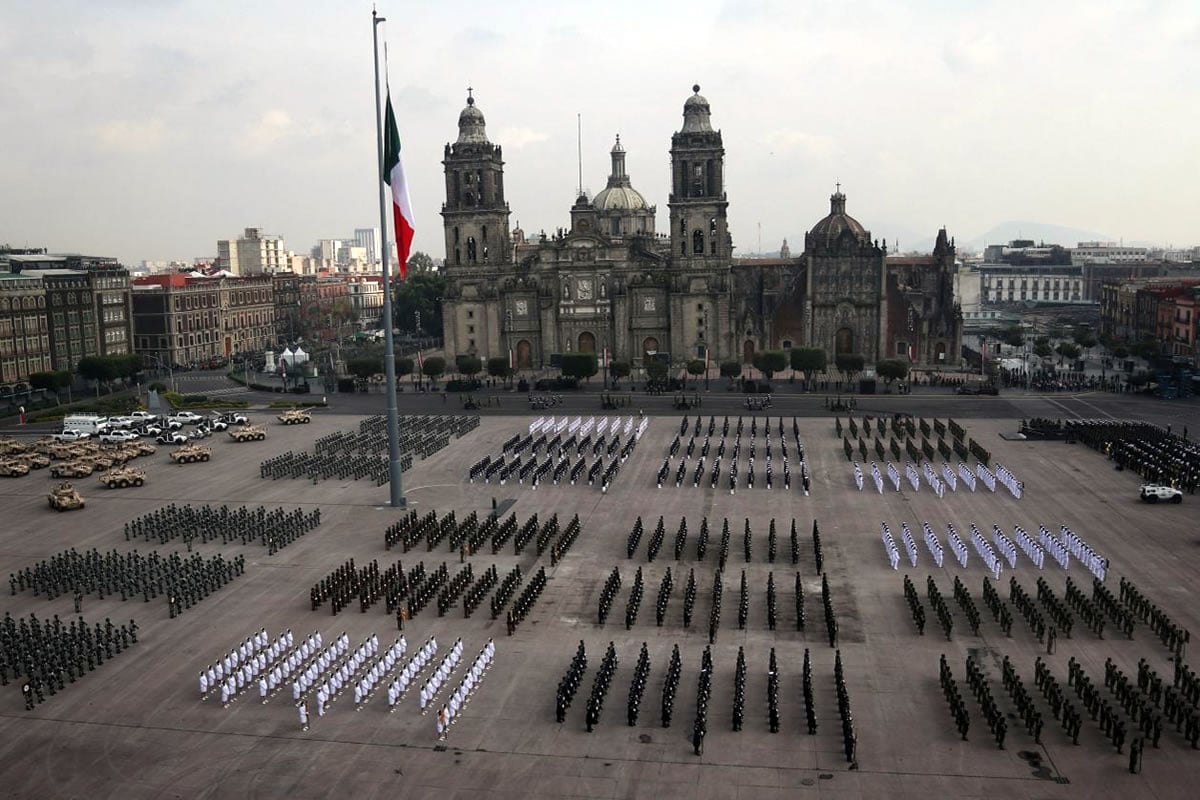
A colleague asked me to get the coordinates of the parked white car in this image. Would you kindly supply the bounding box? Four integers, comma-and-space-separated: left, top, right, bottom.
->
157, 431, 189, 445
128, 411, 157, 422
98, 430, 140, 443
168, 411, 203, 424
51, 430, 91, 442
1139, 484, 1183, 504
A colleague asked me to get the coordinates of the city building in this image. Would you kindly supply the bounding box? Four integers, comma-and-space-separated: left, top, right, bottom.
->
979, 264, 1086, 305
346, 277, 384, 327
1100, 278, 1200, 361
132, 274, 276, 368
354, 228, 381, 267
218, 275, 275, 359
217, 228, 289, 275
439, 87, 961, 371
1072, 242, 1147, 265
40, 270, 98, 372
0, 273, 52, 383
271, 272, 303, 344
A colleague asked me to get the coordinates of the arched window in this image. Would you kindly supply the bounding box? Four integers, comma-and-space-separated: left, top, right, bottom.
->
467, 236, 477, 263
693, 230, 704, 255
710, 218, 718, 255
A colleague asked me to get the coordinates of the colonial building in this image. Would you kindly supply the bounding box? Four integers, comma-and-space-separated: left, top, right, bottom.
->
41, 270, 98, 372
440, 86, 961, 372
0, 274, 52, 383
132, 274, 276, 368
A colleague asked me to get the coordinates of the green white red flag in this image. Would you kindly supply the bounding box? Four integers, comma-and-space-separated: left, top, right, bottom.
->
383, 92, 414, 280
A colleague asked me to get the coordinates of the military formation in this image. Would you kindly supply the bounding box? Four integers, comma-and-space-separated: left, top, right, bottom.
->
1070, 418, 1200, 493
9, 546, 244, 618
1, 612, 138, 709
260, 413, 478, 484
469, 415, 647, 493
657, 414, 811, 494
124, 503, 321, 555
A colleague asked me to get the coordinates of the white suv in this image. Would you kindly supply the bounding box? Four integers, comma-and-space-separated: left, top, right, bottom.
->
1140, 484, 1183, 504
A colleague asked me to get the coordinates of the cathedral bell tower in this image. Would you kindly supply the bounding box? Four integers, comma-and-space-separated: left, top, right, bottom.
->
441, 90, 511, 269
668, 85, 730, 269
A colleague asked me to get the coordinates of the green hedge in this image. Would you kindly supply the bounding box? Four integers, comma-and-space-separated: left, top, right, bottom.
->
268, 399, 328, 408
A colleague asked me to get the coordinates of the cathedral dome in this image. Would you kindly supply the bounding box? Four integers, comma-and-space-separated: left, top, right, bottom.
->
809, 189, 868, 242
591, 135, 650, 211
456, 92, 489, 145
592, 185, 649, 211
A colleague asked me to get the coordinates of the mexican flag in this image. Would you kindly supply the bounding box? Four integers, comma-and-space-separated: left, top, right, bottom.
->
383, 93, 415, 280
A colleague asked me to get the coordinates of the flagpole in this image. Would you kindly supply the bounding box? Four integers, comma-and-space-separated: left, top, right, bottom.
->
373, 9, 405, 507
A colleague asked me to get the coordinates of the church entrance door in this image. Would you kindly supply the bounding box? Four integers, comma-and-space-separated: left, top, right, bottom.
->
642, 337, 659, 356
577, 332, 596, 354
835, 327, 854, 355
516, 339, 533, 369
743, 339, 756, 364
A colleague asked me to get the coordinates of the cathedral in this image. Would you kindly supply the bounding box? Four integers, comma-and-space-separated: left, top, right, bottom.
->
440, 86, 961, 375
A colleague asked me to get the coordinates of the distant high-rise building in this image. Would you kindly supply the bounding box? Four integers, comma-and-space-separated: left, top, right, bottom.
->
217, 228, 287, 275
354, 228, 381, 267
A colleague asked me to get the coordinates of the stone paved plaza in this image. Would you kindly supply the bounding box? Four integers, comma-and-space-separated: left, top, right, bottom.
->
0, 402, 1197, 799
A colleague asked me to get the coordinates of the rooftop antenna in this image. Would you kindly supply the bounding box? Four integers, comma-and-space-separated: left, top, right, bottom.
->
577, 113, 583, 198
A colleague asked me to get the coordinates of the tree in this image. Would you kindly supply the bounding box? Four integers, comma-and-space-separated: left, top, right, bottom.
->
1000, 325, 1025, 348
393, 270, 446, 335
457, 355, 482, 379
752, 350, 787, 380
1112, 345, 1129, 360
685, 359, 706, 385
645, 358, 668, 383
346, 356, 383, 380
1033, 342, 1053, 359
394, 356, 414, 378
834, 353, 865, 381
1073, 327, 1097, 350
719, 360, 742, 381
28, 372, 59, 393
407, 251, 435, 275
609, 360, 631, 386
421, 355, 446, 384
487, 356, 512, 384
1055, 342, 1081, 361
1034, 335, 1050, 347
875, 359, 909, 388
790, 347, 826, 378
561, 353, 598, 381
77, 355, 118, 383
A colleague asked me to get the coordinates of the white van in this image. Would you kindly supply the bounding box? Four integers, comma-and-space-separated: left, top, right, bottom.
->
62, 414, 111, 434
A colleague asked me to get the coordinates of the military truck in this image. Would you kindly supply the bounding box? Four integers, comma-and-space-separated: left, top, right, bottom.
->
50, 460, 95, 479
170, 444, 212, 464
13, 452, 50, 470
277, 408, 312, 425
48, 482, 85, 512
229, 425, 267, 442
98, 466, 145, 489
0, 460, 31, 478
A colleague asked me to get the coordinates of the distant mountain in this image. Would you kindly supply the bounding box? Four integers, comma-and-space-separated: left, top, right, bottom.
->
960, 221, 1112, 253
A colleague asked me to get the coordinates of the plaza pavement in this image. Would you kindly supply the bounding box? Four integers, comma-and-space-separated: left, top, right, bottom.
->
0, 398, 1197, 799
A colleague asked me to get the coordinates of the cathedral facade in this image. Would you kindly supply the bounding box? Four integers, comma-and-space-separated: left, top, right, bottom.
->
440, 86, 961, 375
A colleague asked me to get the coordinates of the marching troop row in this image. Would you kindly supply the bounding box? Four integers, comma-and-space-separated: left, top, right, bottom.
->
852, 460, 1021, 499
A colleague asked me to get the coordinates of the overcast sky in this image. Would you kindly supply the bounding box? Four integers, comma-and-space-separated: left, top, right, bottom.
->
2, 0, 1197, 265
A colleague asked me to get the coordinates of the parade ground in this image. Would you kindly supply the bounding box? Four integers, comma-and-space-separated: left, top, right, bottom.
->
0, 395, 1198, 800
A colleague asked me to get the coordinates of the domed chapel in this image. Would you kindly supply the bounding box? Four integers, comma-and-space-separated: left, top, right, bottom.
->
440, 86, 961, 374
